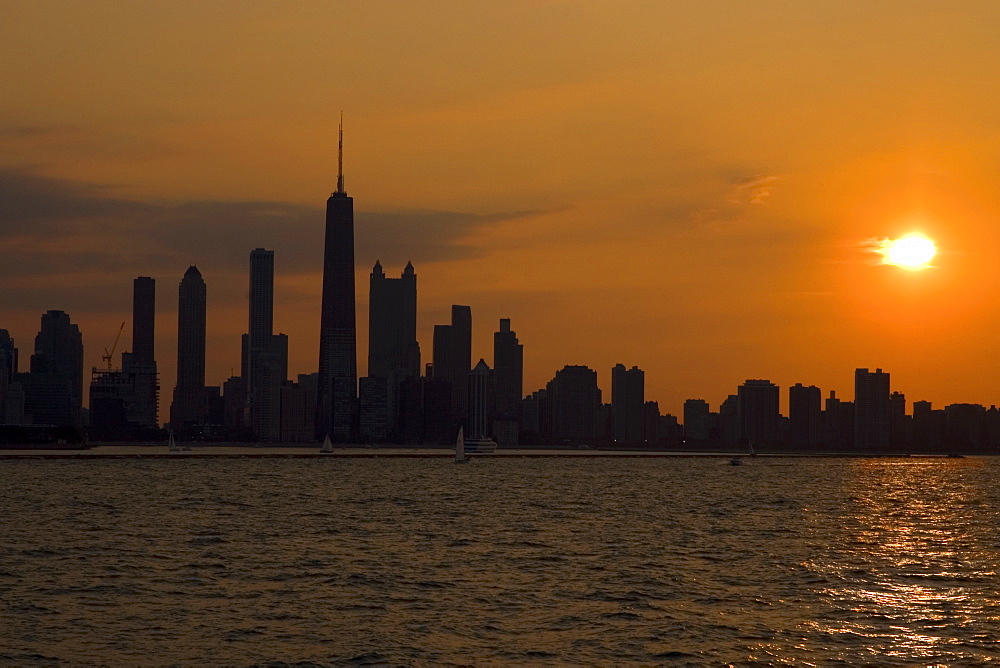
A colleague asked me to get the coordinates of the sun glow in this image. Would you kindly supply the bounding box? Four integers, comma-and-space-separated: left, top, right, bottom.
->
879, 234, 937, 270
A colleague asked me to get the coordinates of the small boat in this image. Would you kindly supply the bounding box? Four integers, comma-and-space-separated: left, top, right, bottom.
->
168, 430, 190, 452
320, 434, 334, 453
454, 426, 468, 463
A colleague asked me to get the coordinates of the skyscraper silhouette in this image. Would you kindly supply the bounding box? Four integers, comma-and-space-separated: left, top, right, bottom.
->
170, 266, 207, 429
788, 383, 821, 448
0, 330, 19, 424
132, 277, 155, 365
737, 379, 779, 447
467, 358, 494, 439
317, 118, 357, 442
367, 260, 420, 434
612, 363, 645, 444
492, 318, 522, 444
547, 365, 601, 442
432, 305, 472, 433
854, 367, 890, 450
247, 248, 286, 441
22, 310, 83, 428
123, 276, 158, 429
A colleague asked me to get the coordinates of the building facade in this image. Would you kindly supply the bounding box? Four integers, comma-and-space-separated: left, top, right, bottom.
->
317, 122, 357, 442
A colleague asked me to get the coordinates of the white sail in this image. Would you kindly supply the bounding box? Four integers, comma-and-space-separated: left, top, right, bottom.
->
454, 426, 466, 462
320, 434, 334, 453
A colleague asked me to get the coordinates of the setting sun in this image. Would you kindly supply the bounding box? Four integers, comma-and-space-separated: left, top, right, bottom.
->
880, 234, 937, 270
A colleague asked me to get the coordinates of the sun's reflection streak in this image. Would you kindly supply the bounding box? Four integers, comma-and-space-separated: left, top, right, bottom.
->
802, 459, 1000, 662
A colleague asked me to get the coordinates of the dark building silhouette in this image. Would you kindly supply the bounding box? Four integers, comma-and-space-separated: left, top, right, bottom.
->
854, 367, 890, 450
90, 279, 161, 440
432, 305, 472, 434
359, 376, 389, 443
467, 358, 495, 439
280, 380, 316, 442
122, 276, 159, 430
317, 120, 357, 443
683, 398, 711, 442
0, 330, 20, 424
132, 277, 155, 365
612, 363, 645, 444
222, 375, 248, 436
821, 390, 854, 447
492, 318, 523, 445
20, 310, 83, 428
170, 266, 207, 430
520, 388, 549, 443
788, 383, 821, 448
367, 260, 420, 435
912, 399, 945, 450
644, 401, 661, 445
719, 394, 739, 446
247, 249, 287, 442
889, 390, 911, 447
0, 330, 25, 426
421, 377, 454, 444
738, 379, 779, 447
547, 365, 601, 442
944, 403, 986, 451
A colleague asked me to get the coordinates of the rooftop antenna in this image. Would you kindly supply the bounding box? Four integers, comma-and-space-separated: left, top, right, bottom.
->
336, 112, 345, 194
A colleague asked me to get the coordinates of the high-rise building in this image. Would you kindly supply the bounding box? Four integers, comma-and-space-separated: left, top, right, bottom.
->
247, 249, 286, 442
644, 401, 661, 445
367, 260, 420, 434
788, 383, 821, 448
547, 365, 601, 442
432, 305, 472, 433
132, 276, 155, 365
467, 358, 495, 439
91, 278, 160, 440
359, 376, 389, 443
21, 310, 83, 428
0, 329, 21, 424
492, 318, 522, 445
719, 394, 739, 445
683, 398, 712, 442
854, 367, 890, 450
612, 364, 645, 444
737, 379, 780, 447
317, 119, 357, 442
170, 266, 207, 429
123, 276, 158, 430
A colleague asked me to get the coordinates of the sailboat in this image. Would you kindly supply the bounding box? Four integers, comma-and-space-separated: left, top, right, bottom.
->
320, 434, 334, 453
168, 430, 189, 452
454, 426, 468, 463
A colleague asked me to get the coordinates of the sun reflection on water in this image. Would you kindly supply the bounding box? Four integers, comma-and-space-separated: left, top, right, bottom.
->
804, 459, 1000, 663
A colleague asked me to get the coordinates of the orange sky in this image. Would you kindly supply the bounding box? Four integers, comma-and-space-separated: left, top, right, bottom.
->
4, 1, 1000, 417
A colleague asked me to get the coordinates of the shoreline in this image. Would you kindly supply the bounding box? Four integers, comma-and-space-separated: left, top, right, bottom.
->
0, 445, 984, 460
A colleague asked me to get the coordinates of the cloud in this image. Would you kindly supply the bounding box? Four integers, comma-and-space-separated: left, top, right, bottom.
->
727, 175, 780, 206
0, 167, 546, 309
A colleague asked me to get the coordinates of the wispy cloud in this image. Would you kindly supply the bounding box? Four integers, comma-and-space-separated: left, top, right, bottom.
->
727, 175, 780, 206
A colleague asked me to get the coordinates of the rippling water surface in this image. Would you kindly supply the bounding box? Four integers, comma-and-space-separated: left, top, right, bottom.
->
2, 456, 1000, 665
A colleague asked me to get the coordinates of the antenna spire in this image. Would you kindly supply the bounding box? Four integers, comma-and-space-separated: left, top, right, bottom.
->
336, 112, 345, 194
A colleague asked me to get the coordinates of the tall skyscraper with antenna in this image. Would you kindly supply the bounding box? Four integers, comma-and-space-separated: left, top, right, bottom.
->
317, 116, 357, 441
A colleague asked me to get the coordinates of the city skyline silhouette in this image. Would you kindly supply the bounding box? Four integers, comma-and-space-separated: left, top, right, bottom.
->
4, 3, 1000, 426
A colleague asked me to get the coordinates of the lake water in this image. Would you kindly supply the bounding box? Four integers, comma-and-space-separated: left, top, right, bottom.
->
2, 456, 999, 665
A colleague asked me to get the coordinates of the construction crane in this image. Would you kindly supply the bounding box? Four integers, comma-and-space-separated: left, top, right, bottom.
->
102, 321, 126, 370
